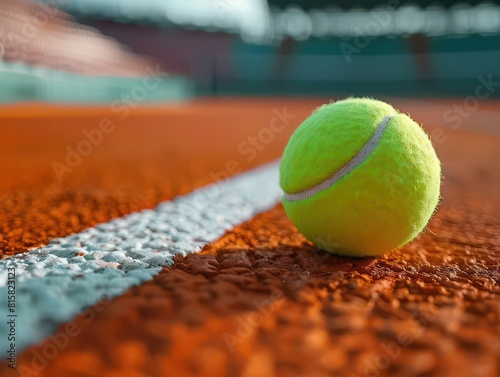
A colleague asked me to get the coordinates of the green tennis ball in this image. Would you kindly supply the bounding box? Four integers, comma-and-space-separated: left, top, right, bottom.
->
280, 97, 441, 257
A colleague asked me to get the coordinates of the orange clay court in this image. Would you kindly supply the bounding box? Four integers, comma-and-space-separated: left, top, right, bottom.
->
0, 98, 499, 377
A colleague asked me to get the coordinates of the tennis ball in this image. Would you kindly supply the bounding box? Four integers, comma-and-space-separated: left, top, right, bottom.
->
280, 97, 441, 257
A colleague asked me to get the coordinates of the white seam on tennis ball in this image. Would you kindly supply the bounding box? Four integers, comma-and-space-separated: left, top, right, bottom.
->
283, 114, 396, 202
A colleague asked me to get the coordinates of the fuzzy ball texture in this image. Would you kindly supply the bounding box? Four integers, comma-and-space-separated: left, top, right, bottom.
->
280, 98, 441, 257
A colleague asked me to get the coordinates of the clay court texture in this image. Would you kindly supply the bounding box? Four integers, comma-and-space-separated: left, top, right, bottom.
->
0, 98, 499, 377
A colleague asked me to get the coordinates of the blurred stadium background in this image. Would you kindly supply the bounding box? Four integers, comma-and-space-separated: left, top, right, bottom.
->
1, 0, 500, 102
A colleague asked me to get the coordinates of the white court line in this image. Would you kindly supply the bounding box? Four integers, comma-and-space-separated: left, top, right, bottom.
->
0, 162, 281, 353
